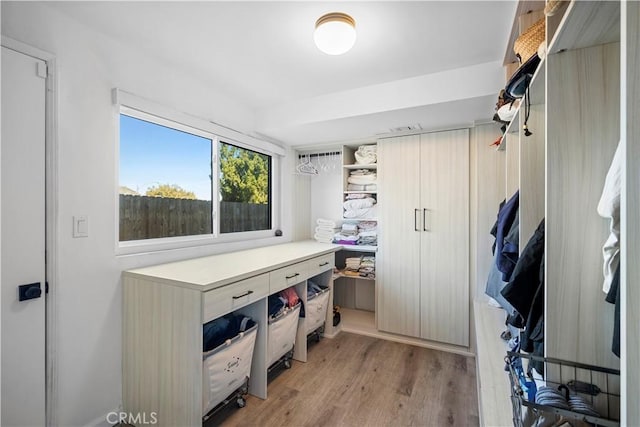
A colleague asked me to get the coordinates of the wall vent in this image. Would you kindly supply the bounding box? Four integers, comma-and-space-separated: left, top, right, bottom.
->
389, 124, 422, 133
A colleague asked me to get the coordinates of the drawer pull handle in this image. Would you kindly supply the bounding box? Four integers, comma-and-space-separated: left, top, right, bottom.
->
286, 273, 300, 279
319, 262, 329, 267
232, 290, 254, 299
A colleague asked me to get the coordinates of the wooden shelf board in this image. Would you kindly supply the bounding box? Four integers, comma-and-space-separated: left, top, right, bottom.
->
338, 307, 376, 334
336, 245, 378, 253
548, 0, 620, 54
343, 191, 377, 194
334, 270, 376, 281
336, 308, 473, 356
473, 301, 513, 427
529, 57, 546, 105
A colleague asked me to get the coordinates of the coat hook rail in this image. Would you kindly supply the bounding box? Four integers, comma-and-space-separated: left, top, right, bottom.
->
298, 151, 341, 159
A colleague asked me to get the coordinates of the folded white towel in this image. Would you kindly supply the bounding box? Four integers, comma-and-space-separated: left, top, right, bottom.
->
314, 233, 334, 244
341, 223, 358, 231
345, 193, 368, 199
314, 227, 338, 238
316, 218, 342, 228
343, 206, 377, 219
343, 197, 376, 210
350, 169, 376, 176
348, 175, 377, 185
347, 184, 365, 191
365, 184, 377, 191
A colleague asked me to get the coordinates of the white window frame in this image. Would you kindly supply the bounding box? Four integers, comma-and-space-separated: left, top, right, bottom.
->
114, 89, 283, 255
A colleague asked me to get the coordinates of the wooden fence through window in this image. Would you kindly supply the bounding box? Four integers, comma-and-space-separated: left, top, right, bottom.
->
119, 195, 269, 241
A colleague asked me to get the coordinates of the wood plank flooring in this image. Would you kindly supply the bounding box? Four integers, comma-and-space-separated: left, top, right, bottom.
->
206, 332, 479, 426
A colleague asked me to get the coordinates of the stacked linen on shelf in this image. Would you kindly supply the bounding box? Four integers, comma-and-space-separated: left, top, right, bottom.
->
346, 169, 377, 192
342, 255, 376, 278
314, 218, 341, 243
354, 145, 377, 165
334, 222, 358, 245
357, 221, 377, 246
343, 194, 377, 219
359, 256, 376, 279
345, 257, 362, 272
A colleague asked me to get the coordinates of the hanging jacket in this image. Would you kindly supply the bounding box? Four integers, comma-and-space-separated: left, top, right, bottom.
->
495, 191, 520, 281
501, 219, 545, 330
501, 219, 545, 373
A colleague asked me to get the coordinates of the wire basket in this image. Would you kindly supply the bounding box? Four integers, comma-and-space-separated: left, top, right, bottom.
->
506, 351, 620, 427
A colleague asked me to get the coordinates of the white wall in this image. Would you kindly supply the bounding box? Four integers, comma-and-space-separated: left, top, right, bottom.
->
1, 3, 293, 425
309, 171, 342, 235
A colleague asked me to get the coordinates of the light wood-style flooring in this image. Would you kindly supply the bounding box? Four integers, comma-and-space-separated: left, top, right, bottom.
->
207, 332, 479, 426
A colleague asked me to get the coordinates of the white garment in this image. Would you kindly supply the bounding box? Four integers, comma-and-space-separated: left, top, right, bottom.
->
597, 140, 621, 293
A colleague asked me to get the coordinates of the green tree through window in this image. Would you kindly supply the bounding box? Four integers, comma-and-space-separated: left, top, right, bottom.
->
219, 142, 270, 204
146, 183, 197, 199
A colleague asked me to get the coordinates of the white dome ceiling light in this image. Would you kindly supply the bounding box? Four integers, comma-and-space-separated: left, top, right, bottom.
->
314, 12, 356, 55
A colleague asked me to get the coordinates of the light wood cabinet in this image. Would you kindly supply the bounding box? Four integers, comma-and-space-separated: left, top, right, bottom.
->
122, 241, 338, 426
419, 130, 469, 346
376, 135, 421, 337
377, 129, 469, 347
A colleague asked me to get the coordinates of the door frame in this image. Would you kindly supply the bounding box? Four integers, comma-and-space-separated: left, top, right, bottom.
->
1, 36, 59, 426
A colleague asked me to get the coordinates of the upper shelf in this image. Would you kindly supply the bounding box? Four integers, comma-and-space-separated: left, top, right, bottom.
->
548, 0, 620, 54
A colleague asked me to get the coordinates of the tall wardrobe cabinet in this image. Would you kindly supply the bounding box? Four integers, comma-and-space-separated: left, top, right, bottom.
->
377, 129, 470, 347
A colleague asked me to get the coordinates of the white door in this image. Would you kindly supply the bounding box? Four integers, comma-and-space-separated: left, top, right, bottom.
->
377, 135, 422, 337
419, 129, 469, 346
1, 46, 47, 426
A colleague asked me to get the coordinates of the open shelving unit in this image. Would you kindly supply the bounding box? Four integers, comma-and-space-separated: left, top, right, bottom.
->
475, 1, 628, 425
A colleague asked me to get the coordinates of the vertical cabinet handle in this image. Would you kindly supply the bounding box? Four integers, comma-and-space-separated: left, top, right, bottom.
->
423, 208, 429, 231
414, 209, 420, 231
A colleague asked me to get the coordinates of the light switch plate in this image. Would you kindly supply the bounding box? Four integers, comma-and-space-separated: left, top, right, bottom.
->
73, 215, 88, 238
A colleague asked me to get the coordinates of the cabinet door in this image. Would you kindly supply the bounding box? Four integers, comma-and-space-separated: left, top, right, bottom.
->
419, 129, 469, 346
377, 135, 422, 337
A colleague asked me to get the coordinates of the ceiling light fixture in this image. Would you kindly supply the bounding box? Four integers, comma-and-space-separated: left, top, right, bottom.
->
314, 12, 356, 55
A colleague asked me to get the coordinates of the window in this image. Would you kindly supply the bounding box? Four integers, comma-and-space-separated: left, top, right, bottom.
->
119, 112, 214, 241
219, 142, 272, 233
118, 107, 275, 245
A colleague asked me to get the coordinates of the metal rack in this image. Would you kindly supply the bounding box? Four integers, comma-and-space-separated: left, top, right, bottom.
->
506, 351, 620, 427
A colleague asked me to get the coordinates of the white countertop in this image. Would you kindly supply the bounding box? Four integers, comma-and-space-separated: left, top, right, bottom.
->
123, 240, 341, 291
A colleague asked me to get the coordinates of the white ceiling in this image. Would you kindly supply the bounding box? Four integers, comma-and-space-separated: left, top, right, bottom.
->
49, 1, 518, 147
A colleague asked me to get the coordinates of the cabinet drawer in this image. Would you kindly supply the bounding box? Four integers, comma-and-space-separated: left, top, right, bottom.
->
307, 253, 335, 278
203, 273, 269, 323
270, 262, 309, 293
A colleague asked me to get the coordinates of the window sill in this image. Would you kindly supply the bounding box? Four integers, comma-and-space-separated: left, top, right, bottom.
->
116, 230, 280, 257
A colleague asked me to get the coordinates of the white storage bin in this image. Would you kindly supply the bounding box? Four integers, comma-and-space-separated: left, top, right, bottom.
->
202, 324, 258, 416
305, 287, 331, 334
267, 303, 301, 367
